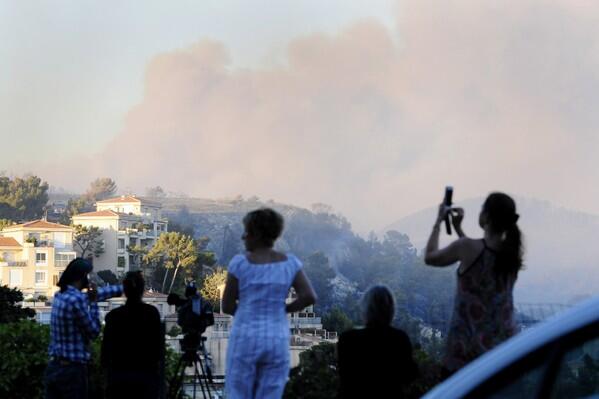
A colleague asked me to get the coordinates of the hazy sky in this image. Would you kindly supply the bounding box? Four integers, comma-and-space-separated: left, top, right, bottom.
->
2, 0, 599, 232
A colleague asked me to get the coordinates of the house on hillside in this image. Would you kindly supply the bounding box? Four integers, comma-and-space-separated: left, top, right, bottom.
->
72, 195, 168, 275
0, 220, 76, 298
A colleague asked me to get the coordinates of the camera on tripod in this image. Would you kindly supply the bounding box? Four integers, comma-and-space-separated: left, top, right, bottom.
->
167, 282, 216, 399
167, 281, 215, 340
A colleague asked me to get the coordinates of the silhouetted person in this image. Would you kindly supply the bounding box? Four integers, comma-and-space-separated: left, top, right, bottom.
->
222, 208, 317, 399
425, 192, 524, 375
337, 285, 418, 399
101, 271, 163, 399
45, 258, 122, 399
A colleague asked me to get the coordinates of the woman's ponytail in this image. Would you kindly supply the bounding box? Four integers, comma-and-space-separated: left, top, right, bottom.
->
483, 193, 524, 279
496, 222, 523, 278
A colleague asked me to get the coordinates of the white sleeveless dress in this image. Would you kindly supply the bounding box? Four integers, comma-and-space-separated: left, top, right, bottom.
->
225, 253, 302, 399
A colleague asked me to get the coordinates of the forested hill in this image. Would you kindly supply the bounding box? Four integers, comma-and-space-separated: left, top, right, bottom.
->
385, 197, 599, 304
162, 196, 456, 335
161, 197, 356, 266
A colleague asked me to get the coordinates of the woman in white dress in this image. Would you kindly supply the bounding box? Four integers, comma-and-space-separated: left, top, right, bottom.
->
222, 208, 317, 399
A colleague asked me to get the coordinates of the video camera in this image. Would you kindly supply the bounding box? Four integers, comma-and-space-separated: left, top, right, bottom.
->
167, 282, 214, 337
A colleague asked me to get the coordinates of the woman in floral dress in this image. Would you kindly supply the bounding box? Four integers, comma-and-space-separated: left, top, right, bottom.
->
424, 192, 524, 374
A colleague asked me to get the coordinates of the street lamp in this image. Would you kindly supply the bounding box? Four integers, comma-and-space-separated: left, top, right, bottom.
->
217, 283, 226, 314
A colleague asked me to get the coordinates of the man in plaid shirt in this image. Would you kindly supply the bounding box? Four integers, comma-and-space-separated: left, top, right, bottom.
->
44, 258, 123, 399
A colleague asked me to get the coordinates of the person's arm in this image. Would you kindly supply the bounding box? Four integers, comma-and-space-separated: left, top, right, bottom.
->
451, 207, 467, 238
222, 274, 239, 315
424, 204, 465, 266
96, 284, 124, 302
73, 294, 102, 340
286, 270, 317, 313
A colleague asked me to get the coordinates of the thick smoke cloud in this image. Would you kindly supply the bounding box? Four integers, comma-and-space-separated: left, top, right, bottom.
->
47, 0, 599, 231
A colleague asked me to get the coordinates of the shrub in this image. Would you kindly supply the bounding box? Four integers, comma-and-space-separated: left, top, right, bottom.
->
167, 325, 182, 337
0, 285, 35, 323
284, 342, 338, 399
403, 348, 444, 398
0, 320, 50, 398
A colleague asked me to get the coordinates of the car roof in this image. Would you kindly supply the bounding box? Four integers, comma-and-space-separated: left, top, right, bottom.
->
423, 295, 599, 399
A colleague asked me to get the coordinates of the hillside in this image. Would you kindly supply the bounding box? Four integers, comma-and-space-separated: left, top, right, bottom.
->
161, 196, 356, 268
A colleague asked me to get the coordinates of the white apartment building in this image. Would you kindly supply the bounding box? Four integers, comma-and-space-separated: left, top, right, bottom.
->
72, 195, 168, 275
0, 220, 77, 298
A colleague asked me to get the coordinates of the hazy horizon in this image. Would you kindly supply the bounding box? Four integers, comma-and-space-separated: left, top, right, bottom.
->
3, 0, 599, 232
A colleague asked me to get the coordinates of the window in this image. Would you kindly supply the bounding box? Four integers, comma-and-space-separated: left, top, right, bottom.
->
54, 232, 67, 249
36, 252, 47, 265
53, 274, 59, 286
35, 271, 47, 285
55, 253, 75, 268
118, 256, 125, 268
118, 239, 125, 250
471, 322, 599, 399
9, 270, 22, 287
551, 336, 599, 398
465, 341, 553, 399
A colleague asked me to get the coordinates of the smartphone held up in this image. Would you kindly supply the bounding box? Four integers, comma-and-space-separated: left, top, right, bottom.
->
444, 186, 453, 235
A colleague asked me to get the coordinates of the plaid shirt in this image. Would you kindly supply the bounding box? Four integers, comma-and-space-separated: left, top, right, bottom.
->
48, 284, 123, 363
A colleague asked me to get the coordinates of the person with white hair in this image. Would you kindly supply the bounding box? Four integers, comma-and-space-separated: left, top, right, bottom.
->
337, 285, 418, 399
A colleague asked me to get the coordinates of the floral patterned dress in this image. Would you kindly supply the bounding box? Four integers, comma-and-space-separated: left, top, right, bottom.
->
444, 240, 519, 372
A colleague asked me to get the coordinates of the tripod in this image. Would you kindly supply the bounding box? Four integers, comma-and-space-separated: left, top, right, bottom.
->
168, 335, 214, 399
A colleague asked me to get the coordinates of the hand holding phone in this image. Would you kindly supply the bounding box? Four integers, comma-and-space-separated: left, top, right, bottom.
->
444, 186, 453, 235
88, 282, 98, 302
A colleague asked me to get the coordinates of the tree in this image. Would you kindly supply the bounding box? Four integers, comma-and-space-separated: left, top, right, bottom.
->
73, 225, 105, 259
303, 252, 336, 312
284, 343, 338, 399
0, 285, 35, 323
85, 177, 117, 202
145, 186, 166, 198
127, 244, 148, 273
97, 270, 119, 285
0, 320, 50, 398
0, 175, 49, 221
168, 221, 195, 238
144, 232, 198, 293
59, 196, 93, 224
187, 236, 217, 279
322, 307, 353, 334
220, 223, 243, 265
200, 268, 227, 311
0, 218, 14, 231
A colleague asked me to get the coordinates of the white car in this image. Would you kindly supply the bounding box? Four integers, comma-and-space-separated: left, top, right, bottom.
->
423, 296, 599, 399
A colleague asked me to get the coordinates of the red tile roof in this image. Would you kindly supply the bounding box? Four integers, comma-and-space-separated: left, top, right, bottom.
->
0, 237, 21, 247
5, 220, 72, 231
73, 210, 121, 218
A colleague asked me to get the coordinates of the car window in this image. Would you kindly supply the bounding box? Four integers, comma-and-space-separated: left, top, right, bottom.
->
463, 343, 552, 399
550, 336, 599, 399
483, 361, 547, 399
468, 321, 599, 399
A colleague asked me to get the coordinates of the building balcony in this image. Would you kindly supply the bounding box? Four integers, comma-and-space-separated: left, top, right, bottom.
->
54, 260, 70, 268
0, 261, 28, 267
289, 317, 322, 328
121, 228, 155, 238
25, 239, 73, 250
